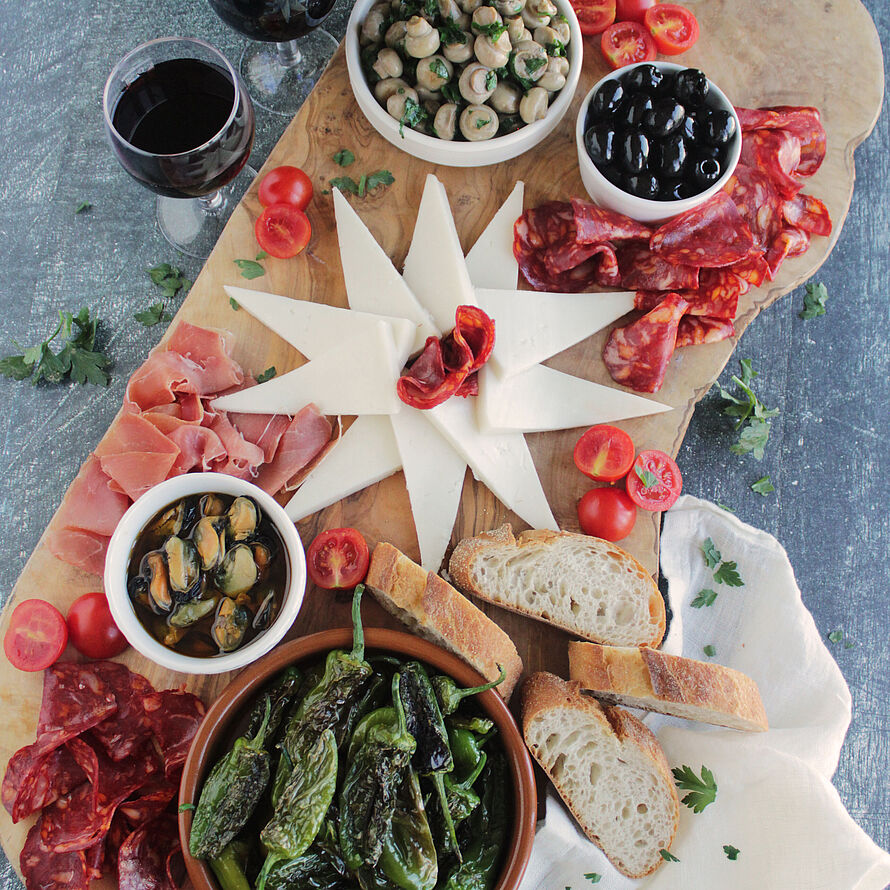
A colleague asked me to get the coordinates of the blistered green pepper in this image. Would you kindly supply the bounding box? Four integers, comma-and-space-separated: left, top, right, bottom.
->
339, 673, 417, 871
245, 665, 301, 742
189, 696, 273, 860
447, 723, 497, 778
446, 715, 494, 736
264, 821, 354, 890
432, 666, 506, 715
209, 841, 251, 890
443, 751, 487, 824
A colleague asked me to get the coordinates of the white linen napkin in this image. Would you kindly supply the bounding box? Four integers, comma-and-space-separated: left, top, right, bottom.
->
518, 495, 890, 890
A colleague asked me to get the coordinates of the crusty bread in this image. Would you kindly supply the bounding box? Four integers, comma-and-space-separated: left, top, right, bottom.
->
365, 542, 523, 701
449, 525, 665, 648
522, 672, 679, 878
569, 642, 769, 732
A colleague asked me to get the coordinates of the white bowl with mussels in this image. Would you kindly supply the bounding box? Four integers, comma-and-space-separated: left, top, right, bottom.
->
345, 0, 582, 166
104, 473, 307, 675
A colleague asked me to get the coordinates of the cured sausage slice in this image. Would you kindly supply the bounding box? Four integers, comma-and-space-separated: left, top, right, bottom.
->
141, 690, 206, 781
739, 129, 803, 198
90, 661, 154, 762
765, 226, 810, 277
603, 293, 689, 393
4, 746, 86, 824
723, 165, 784, 253
20, 821, 89, 890
782, 192, 832, 236
650, 191, 755, 268
735, 105, 827, 176
618, 243, 699, 291
117, 814, 181, 890
570, 198, 653, 243
682, 268, 745, 320
731, 254, 770, 287
676, 316, 735, 348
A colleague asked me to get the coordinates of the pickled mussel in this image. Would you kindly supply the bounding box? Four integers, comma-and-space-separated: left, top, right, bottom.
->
142, 551, 172, 613
164, 536, 202, 599
170, 597, 218, 628
148, 500, 185, 541
200, 493, 227, 517
216, 544, 259, 597
227, 497, 259, 542
212, 597, 251, 652
193, 517, 225, 571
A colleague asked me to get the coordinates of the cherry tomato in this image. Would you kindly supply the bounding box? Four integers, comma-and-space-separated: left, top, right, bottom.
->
258, 165, 313, 211
255, 203, 312, 259
4, 599, 68, 672
600, 20, 657, 68
307, 528, 370, 590
67, 592, 129, 660
573, 425, 636, 482
577, 488, 637, 541
615, 0, 657, 23
625, 449, 683, 511
644, 4, 699, 55
571, 0, 616, 36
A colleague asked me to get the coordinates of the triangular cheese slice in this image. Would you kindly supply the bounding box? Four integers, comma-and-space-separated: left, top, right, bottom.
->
286, 416, 402, 521
465, 182, 524, 290
389, 409, 467, 571
477, 363, 672, 433
225, 286, 414, 366
476, 288, 636, 380
402, 174, 477, 332
212, 323, 401, 416
333, 189, 438, 349
426, 398, 557, 531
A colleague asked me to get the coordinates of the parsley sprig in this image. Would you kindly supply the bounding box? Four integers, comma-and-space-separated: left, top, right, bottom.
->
331, 170, 395, 198
719, 359, 779, 460
135, 263, 192, 327
694, 538, 744, 606
672, 764, 718, 814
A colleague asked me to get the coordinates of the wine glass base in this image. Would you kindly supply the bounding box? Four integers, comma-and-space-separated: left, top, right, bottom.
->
156, 164, 257, 259
240, 31, 339, 116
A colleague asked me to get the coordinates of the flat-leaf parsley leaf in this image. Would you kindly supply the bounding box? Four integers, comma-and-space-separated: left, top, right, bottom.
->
702, 537, 721, 569
691, 589, 718, 609
713, 561, 744, 587
723, 845, 740, 861
333, 148, 355, 167
583, 875, 601, 884
703, 644, 716, 657
635, 465, 659, 489
719, 359, 779, 460
256, 366, 277, 383
660, 849, 680, 862
672, 765, 718, 814
134, 302, 172, 327
799, 281, 828, 319
234, 259, 265, 280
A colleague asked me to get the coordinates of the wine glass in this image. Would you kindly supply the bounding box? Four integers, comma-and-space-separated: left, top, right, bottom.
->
206, 0, 340, 116
103, 37, 256, 259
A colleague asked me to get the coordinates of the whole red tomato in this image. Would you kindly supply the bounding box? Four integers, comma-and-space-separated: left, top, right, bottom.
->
67, 592, 128, 660
577, 488, 637, 541
258, 165, 313, 210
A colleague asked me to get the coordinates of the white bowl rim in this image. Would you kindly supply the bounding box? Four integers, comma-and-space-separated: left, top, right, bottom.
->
345, 0, 583, 158
104, 473, 307, 676
575, 60, 742, 217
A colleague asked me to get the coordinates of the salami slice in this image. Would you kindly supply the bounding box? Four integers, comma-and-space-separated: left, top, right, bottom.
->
618, 243, 699, 292
765, 226, 810, 277
676, 316, 735, 348
650, 191, 755, 268
570, 198, 653, 243
90, 662, 154, 761
739, 129, 803, 198
603, 293, 689, 393
118, 815, 181, 890
731, 254, 770, 287
142, 689, 205, 781
734, 105, 827, 176
682, 268, 744, 320
514, 201, 575, 251
4, 745, 87, 823
81, 838, 107, 880
542, 240, 617, 277
118, 781, 178, 828
21, 821, 89, 890
782, 191, 832, 236
724, 165, 784, 252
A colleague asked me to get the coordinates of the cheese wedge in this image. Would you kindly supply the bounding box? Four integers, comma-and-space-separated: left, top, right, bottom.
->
476, 288, 636, 379
465, 182, 524, 290
212, 323, 401, 416
477, 363, 672, 433
285, 415, 402, 521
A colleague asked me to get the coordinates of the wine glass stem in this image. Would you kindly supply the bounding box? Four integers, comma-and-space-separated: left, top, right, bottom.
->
199, 189, 227, 216
276, 40, 303, 68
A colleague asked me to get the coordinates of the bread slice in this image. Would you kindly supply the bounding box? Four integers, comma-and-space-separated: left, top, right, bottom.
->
365, 542, 523, 701
522, 672, 679, 878
569, 642, 769, 732
449, 524, 665, 648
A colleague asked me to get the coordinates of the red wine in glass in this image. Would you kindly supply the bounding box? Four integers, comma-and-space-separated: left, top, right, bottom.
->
208, 0, 338, 42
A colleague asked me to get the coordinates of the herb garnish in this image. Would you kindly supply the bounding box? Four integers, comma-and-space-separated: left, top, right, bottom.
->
438, 20, 468, 45
475, 117, 492, 128
472, 21, 507, 40
799, 281, 828, 319
430, 58, 450, 81
703, 644, 716, 657
672, 765, 717, 813
723, 844, 740, 860
333, 148, 356, 167
234, 259, 266, 280
714, 561, 743, 587
0, 308, 110, 386
702, 537, 722, 569
229, 297, 240, 311
75, 201, 92, 214
331, 169, 395, 198
546, 39, 566, 56
134, 303, 172, 328
399, 96, 429, 137
635, 465, 659, 489
485, 69, 497, 91
255, 250, 269, 260
441, 82, 462, 105
256, 366, 277, 383
524, 56, 547, 75
719, 359, 779, 460
692, 589, 718, 609
148, 263, 191, 298
751, 474, 775, 495
583, 875, 601, 884
660, 849, 680, 862
828, 630, 855, 648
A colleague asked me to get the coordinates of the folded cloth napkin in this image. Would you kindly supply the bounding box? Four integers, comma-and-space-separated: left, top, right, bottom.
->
519, 495, 890, 890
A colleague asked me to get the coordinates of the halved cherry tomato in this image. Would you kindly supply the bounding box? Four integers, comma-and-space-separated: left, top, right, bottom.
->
258, 165, 313, 211
67, 592, 128, 660
307, 528, 370, 590
571, 0, 616, 36
577, 488, 637, 541
600, 20, 657, 68
573, 425, 635, 482
625, 449, 683, 511
255, 203, 312, 259
644, 4, 699, 55
4, 599, 68, 672
616, 0, 657, 23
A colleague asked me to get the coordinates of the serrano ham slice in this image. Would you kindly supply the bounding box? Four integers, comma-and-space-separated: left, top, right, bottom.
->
253, 404, 333, 495
45, 528, 109, 578
53, 456, 129, 539
167, 323, 243, 394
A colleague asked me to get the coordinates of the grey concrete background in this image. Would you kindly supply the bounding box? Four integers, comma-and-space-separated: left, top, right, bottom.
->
0, 0, 887, 885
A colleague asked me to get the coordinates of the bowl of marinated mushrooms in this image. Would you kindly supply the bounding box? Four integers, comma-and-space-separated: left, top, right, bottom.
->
345, 0, 583, 166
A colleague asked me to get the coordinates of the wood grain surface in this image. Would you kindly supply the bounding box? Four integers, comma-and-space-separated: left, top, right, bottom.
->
0, 0, 883, 881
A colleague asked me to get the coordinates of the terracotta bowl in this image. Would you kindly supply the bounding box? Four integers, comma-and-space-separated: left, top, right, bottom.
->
179, 627, 537, 890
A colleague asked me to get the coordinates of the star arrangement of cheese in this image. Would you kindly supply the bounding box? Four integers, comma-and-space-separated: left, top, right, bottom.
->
213, 175, 671, 571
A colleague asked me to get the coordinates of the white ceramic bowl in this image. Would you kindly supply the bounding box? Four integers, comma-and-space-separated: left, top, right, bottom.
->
104, 473, 307, 675
345, 0, 583, 167
575, 61, 741, 223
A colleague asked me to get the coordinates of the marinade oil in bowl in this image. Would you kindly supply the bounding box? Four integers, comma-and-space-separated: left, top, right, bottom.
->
104, 473, 307, 675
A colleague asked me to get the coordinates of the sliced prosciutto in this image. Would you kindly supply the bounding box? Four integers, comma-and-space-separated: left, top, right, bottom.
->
53, 456, 129, 538
254, 405, 333, 494
167, 323, 244, 394
46, 528, 109, 577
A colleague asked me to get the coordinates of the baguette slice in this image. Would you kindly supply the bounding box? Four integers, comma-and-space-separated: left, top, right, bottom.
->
522, 672, 679, 878
365, 542, 523, 700
569, 642, 769, 732
449, 524, 665, 647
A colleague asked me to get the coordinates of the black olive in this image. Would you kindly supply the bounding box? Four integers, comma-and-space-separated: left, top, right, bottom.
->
584, 124, 617, 166
680, 113, 699, 143
693, 156, 723, 188
620, 131, 649, 174
622, 64, 664, 96
659, 179, 697, 201
704, 108, 738, 145
588, 79, 625, 122
623, 173, 660, 199
601, 164, 624, 187
644, 99, 686, 138
650, 132, 687, 179
694, 142, 722, 162
620, 94, 653, 128
673, 68, 709, 108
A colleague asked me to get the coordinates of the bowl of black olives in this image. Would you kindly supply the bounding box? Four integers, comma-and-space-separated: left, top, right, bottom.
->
575, 61, 741, 223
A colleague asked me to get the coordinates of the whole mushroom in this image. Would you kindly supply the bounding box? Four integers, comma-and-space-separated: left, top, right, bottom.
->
537, 55, 568, 91
494, 0, 526, 14
386, 85, 421, 120
458, 0, 484, 13
458, 61, 497, 104
442, 31, 474, 63
519, 85, 549, 123
372, 47, 404, 80
460, 104, 500, 140
490, 81, 521, 114
504, 15, 526, 42
361, 3, 391, 44
405, 15, 441, 57
521, 0, 557, 29
375, 77, 411, 102
551, 16, 571, 44
416, 54, 453, 91
471, 4, 503, 30
533, 24, 563, 49
511, 39, 548, 83
437, 0, 462, 20
433, 103, 458, 139
474, 30, 512, 68
384, 19, 408, 50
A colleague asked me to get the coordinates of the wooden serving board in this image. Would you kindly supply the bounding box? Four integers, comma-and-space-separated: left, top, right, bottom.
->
0, 0, 883, 881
